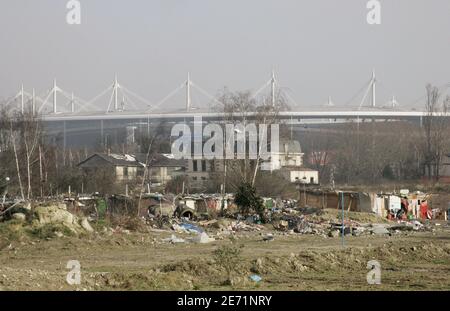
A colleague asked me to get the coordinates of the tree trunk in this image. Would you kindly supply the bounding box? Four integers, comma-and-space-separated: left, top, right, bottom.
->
10, 132, 25, 200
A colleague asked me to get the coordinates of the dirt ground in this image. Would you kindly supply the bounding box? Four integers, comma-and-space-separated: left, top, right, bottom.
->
0, 215, 449, 291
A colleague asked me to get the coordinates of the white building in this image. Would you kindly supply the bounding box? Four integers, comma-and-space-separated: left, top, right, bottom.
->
281, 167, 319, 184
261, 139, 319, 184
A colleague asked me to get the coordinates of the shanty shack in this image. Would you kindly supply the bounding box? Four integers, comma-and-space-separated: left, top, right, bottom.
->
174, 194, 234, 218
140, 193, 176, 217
299, 189, 372, 213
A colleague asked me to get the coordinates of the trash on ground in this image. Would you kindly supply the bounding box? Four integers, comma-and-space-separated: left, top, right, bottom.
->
249, 274, 262, 282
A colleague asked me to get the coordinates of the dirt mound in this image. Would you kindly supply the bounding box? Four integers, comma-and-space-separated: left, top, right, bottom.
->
161, 258, 220, 277
144, 241, 450, 290
0, 202, 94, 245
89, 271, 196, 290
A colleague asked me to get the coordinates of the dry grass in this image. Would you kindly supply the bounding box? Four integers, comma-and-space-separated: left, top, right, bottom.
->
0, 225, 449, 291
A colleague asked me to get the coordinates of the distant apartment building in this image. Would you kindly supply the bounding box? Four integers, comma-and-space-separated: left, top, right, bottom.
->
135, 153, 187, 187
186, 159, 223, 189
183, 139, 320, 190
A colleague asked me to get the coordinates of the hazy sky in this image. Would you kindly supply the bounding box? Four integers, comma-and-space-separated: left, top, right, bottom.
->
0, 0, 449, 110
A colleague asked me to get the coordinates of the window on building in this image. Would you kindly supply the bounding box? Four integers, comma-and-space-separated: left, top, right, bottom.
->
193, 160, 198, 172
310, 177, 314, 184
201, 160, 207, 172
192, 176, 198, 181
201, 177, 207, 181
123, 167, 128, 177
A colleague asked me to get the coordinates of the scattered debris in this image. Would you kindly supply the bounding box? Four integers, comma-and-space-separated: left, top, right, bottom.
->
162, 234, 186, 244
179, 223, 204, 234
249, 274, 262, 283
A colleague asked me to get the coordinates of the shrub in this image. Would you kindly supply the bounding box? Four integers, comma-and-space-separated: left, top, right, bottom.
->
234, 182, 265, 219
213, 243, 244, 285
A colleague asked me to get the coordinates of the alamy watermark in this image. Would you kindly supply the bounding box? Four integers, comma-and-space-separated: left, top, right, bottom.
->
366, 260, 381, 285
66, 0, 81, 25
171, 116, 279, 162
367, 0, 381, 25
66, 260, 81, 285
65, 2, 380, 26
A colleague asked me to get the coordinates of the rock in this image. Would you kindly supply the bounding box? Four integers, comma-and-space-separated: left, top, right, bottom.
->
34, 204, 78, 228
55, 231, 64, 238
12, 213, 26, 221
33, 203, 95, 235
80, 217, 94, 233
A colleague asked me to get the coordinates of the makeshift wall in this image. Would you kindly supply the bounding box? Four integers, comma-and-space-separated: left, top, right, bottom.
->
370, 194, 387, 217
429, 194, 450, 220
299, 190, 370, 212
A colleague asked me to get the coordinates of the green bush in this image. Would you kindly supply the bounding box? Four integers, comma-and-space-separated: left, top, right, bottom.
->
234, 182, 265, 219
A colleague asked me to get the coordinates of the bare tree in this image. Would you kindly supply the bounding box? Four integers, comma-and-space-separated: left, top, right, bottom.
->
215, 88, 288, 192
136, 122, 168, 216
19, 112, 41, 199
422, 84, 450, 181
9, 122, 25, 200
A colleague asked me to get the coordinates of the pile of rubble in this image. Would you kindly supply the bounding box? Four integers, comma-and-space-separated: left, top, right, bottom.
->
154, 203, 437, 245
269, 207, 433, 238
0, 201, 94, 236
272, 214, 328, 235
